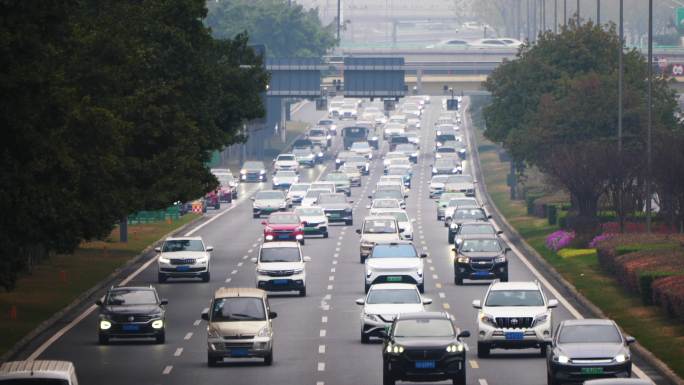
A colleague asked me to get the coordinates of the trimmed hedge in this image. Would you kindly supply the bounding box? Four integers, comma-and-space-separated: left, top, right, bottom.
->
652, 275, 684, 322
639, 271, 684, 305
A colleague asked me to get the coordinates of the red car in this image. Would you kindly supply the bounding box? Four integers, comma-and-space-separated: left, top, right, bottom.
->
262, 212, 305, 245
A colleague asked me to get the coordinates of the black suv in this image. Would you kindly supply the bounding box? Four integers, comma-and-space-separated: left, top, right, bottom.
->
453, 234, 509, 285
381, 312, 470, 385
96, 286, 168, 344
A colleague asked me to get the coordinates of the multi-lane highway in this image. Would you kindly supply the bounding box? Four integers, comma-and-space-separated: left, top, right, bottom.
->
18, 98, 665, 385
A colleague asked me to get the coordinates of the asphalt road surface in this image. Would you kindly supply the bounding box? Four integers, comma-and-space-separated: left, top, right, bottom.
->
25, 98, 662, 385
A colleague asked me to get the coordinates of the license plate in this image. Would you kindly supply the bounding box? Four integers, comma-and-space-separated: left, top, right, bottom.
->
581, 367, 604, 375
473, 271, 490, 277
278, 235, 290, 240
273, 279, 288, 285
505, 332, 524, 340
415, 361, 436, 369
122, 324, 140, 331
386, 276, 402, 282
329, 214, 340, 218
176, 266, 190, 271
230, 348, 249, 357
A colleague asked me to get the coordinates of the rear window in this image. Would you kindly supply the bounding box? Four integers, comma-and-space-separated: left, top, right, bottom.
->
363, 219, 397, 233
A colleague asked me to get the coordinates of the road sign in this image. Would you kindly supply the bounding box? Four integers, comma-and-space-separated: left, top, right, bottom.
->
343, 57, 405, 98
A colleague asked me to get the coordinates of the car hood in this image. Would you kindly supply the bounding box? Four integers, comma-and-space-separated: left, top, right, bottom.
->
265, 223, 300, 230
211, 321, 268, 337
103, 304, 162, 315
299, 215, 327, 223
160, 251, 208, 260
364, 303, 425, 316
367, 258, 422, 270
288, 191, 307, 198
320, 203, 351, 210
481, 306, 548, 317
257, 261, 304, 271
254, 199, 285, 206
557, 343, 626, 359
361, 233, 401, 243
430, 182, 446, 189
393, 336, 457, 348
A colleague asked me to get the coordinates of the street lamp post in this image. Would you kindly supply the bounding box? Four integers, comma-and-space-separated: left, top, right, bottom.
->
646, 0, 653, 232
618, 0, 624, 232
576, 0, 580, 22
564, 0, 567, 26
554, 0, 558, 33
596, 0, 600, 25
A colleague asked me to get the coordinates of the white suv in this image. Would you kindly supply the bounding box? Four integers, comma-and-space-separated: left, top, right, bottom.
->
156, 237, 212, 283
252, 242, 310, 296
472, 281, 558, 358
273, 153, 298, 171
364, 241, 427, 293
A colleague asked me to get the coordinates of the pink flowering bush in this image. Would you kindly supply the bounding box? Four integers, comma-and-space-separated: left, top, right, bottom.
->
588, 233, 615, 248
545, 230, 575, 252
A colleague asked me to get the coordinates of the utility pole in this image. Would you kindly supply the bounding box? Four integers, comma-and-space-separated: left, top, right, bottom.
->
618, 0, 624, 232
564, 0, 567, 27
542, 0, 546, 32
554, 0, 558, 33
596, 0, 600, 25
576, 0, 580, 22
532, 0, 537, 40
646, 0, 653, 233
527, 0, 531, 41
337, 0, 341, 42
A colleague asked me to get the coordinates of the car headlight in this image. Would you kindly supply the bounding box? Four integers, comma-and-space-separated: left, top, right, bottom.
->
260, 170, 266, 174
257, 325, 271, 338
318, 152, 324, 157
158, 256, 170, 264
480, 313, 498, 328
292, 268, 304, 274
557, 354, 570, 364
99, 320, 112, 330
196, 257, 208, 264
435, 154, 442, 158
365, 313, 380, 322
336, 159, 341, 163
614, 354, 628, 363
446, 343, 464, 353
452, 168, 459, 173
152, 319, 164, 329
459, 149, 466, 154
533, 313, 549, 326
240, 169, 247, 175
436, 142, 443, 147
327, 135, 332, 139
494, 256, 507, 263
208, 327, 221, 339
386, 344, 405, 354
457, 256, 469, 263
450, 222, 458, 229
371, 136, 378, 141
412, 152, 419, 158
432, 168, 437, 173
265, 235, 274, 241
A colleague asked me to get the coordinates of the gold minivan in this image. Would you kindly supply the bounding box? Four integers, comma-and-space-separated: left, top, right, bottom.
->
202, 287, 277, 366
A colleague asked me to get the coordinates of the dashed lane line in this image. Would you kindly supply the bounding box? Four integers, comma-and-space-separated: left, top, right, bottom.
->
318, 362, 326, 371
478, 379, 488, 385
319, 329, 327, 337
162, 366, 173, 375
193, 320, 201, 326
470, 360, 479, 369
184, 332, 193, 340
319, 345, 326, 354
174, 348, 183, 357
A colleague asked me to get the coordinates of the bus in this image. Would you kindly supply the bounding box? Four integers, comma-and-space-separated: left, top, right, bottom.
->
342, 126, 369, 150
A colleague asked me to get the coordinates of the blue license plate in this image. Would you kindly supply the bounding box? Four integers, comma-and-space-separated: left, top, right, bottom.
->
278, 235, 290, 240
273, 279, 288, 285
505, 332, 524, 340
474, 271, 490, 277
122, 324, 140, 331
230, 348, 249, 357
176, 266, 190, 271
415, 361, 436, 369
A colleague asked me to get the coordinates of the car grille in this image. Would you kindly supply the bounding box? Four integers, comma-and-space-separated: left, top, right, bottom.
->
220, 342, 253, 349
170, 258, 196, 265
110, 314, 153, 323
223, 335, 255, 340
274, 230, 293, 234
405, 349, 446, 361
469, 258, 494, 271
495, 317, 533, 329
304, 222, 321, 227
262, 270, 295, 277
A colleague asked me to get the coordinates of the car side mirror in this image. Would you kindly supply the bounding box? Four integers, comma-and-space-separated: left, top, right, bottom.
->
355, 229, 362, 235
303, 256, 312, 262
547, 299, 559, 308
355, 298, 365, 305
420, 253, 428, 258
160, 299, 169, 306
301, 221, 308, 226
422, 298, 433, 305
201, 311, 209, 321
497, 230, 504, 235
625, 335, 636, 345
457, 330, 471, 339
261, 220, 267, 225
472, 300, 482, 309
504, 247, 512, 253
368, 195, 373, 199
95, 299, 103, 307
206, 246, 214, 252
251, 257, 258, 263
154, 247, 161, 253
250, 197, 256, 201
399, 228, 405, 233
487, 214, 492, 219
269, 311, 278, 319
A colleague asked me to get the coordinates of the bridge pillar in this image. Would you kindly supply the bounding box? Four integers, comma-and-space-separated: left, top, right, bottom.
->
416, 68, 423, 94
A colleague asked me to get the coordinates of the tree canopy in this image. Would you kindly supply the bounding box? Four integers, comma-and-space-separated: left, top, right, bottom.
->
0, 0, 268, 290
205, 0, 336, 58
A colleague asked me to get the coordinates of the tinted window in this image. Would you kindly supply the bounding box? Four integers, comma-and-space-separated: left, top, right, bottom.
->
351, 142, 370, 149
363, 219, 397, 233
438, 147, 456, 153
162, 239, 204, 252
260, 247, 301, 262
485, 290, 545, 307
243, 161, 264, 170
275, 171, 297, 177
375, 191, 402, 200
394, 319, 455, 338
454, 209, 486, 220
293, 149, 312, 156
367, 289, 420, 304
460, 239, 502, 252
371, 245, 417, 258
277, 155, 295, 161
268, 214, 299, 224
309, 130, 326, 136
211, 297, 265, 321
107, 289, 157, 306
437, 134, 456, 142
558, 325, 622, 344
256, 191, 284, 200
289, 184, 309, 192
373, 200, 400, 209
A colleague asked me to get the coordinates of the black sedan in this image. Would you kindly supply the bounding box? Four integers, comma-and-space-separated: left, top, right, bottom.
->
381, 312, 469, 385
547, 319, 635, 385
453, 234, 509, 285
96, 286, 167, 344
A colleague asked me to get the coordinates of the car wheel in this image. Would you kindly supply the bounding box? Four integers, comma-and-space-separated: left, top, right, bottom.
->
477, 342, 490, 358
360, 255, 366, 263
454, 273, 463, 286
452, 368, 466, 385
383, 364, 395, 385
207, 353, 219, 367
156, 331, 165, 344
323, 232, 329, 239
158, 273, 167, 284
299, 239, 305, 245
98, 334, 109, 345
263, 350, 273, 366
214, 203, 220, 210
364, 283, 371, 293
360, 328, 371, 343
500, 273, 509, 282
299, 287, 306, 297
253, 213, 260, 218
202, 272, 210, 283
417, 283, 425, 293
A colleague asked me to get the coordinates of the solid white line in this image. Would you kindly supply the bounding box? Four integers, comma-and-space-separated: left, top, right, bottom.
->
162, 366, 173, 375
319, 345, 326, 354
319, 329, 327, 337
184, 332, 193, 340
225, 277, 232, 283
174, 348, 183, 357
231, 270, 238, 275
27, 304, 98, 360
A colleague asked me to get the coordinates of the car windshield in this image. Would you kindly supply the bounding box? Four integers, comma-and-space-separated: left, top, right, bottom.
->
389, 159, 410, 166
277, 155, 295, 161
460, 239, 502, 252
289, 184, 309, 192
363, 219, 397, 233
211, 297, 265, 322
256, 191, 284, 200
295, 207, 324, 216
393, 319, 454, 338
558, 325, 622, 344
460, 224, 496, 234
448, 199, 476, 207
367, 288, 420, 304
260, 247, 301, 262
373, 200, 400, 208
305, 190, 325, 199
438, 147, 456, 153
243, 161, 264, 170
268, 214, 299, 224
309, 130, 326, 136
450, 175, 473, 183
162, 239, 204, 252
319, 120, 334, 125
217, 175, 234, 185
371, 244, 417, 258
107, 289, 157, 306
318, 194, 346, 204
387, 168, 408, 176
375, 191, 402, 200
454, 209, 486, 220
386, 212, 409, 222
351, 142, 370, 150
396, 144, 415, 152
293, 149, 312, 156
435, 159, 457, 167
485, 290, 545, 307
275, 171, 297, 177
325, 174, 348, 182
431, 176, 449, 184
437, 134, 456, 142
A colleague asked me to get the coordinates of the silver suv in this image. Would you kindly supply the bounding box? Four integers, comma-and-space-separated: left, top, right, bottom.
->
472, 281, 558, 358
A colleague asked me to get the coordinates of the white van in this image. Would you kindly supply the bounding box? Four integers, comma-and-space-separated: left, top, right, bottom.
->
0, 361, 79, 384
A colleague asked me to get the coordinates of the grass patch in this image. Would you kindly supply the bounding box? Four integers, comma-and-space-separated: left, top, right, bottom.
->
0, 214, 199, 356
476, 130, 684, 378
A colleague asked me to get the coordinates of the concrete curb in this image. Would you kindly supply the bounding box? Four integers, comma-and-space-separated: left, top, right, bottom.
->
463, 99, 684, 385
0, 214, 205, 363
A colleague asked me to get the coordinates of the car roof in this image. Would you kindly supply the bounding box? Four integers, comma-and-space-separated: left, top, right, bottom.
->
369, 283, 419, 291
214, 287, 267, 299
0, 361, 75, 379
260, 241, 300, 249
490, 281, 540, 291
396, 311, 450, 320
111, 285, 156, 292
560, 318, 616, 327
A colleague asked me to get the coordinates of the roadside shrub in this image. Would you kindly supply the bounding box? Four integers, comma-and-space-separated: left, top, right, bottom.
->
546, 230, 575, 252
526, 195, 536, 215
612, 250, 684, 293
652, 275, 684, 321
547, 205, 558, 225
589, 233, 614, 248
638, 271, 684, 305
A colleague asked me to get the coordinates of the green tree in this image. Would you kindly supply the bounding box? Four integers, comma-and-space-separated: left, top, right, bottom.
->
205, 0, 336, 58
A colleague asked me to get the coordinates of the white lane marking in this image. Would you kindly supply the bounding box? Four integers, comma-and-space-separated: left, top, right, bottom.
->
429, 266, 435, 271
330, 267, 336, 273
162, 366, 173, 375
193, 320, 201, 326
243, 255, 248, 260
320, 329, 327, 337
322, 316, 328, 323
470, 360, 479, 369
442, 303, 450, 309
247, 249, 253, 253
478, 379, 488, 385
237, 262, 243, 267
422, 246, 428, 250
231, 270, 238, 275
439, 292, 446, 298
329, 276, 335, 281
333, 253, 339, 258
174, 348, 183, 357
327, 285, 334, 291
252, 243, 258, 248
317, 382, 325, 385
432, 274, 439, 280
335, 247, 340, 252
464, 343, 470, 351
225, 277, 232, 283
184, 332, 193, 340
332, 260, 338, 265
318, 362, 326, 371
324, 294, 331, 300
319, 345, 326, 354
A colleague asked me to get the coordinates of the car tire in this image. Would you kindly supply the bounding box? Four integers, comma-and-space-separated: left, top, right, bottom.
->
98, 334, 109, 345
156, 331, 165, 344
360, 255, 366, 263
477, 342, 490, 358
299, 239, 305, 245
158, 273, 167, 284
500, 273, 509, 282
454, 273, 463, 286
263, 350, 273, 366
253, 213, 260, 218
383, 365, 395, 385
452, 368, 466, 385
364, 283, 371, 293
202, 272, 210, 283
323, 232, 329, 239
207, 353, 219, 367
299, 287, 306, 297
361, 330, 370, 344
417, 283, 425, 293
